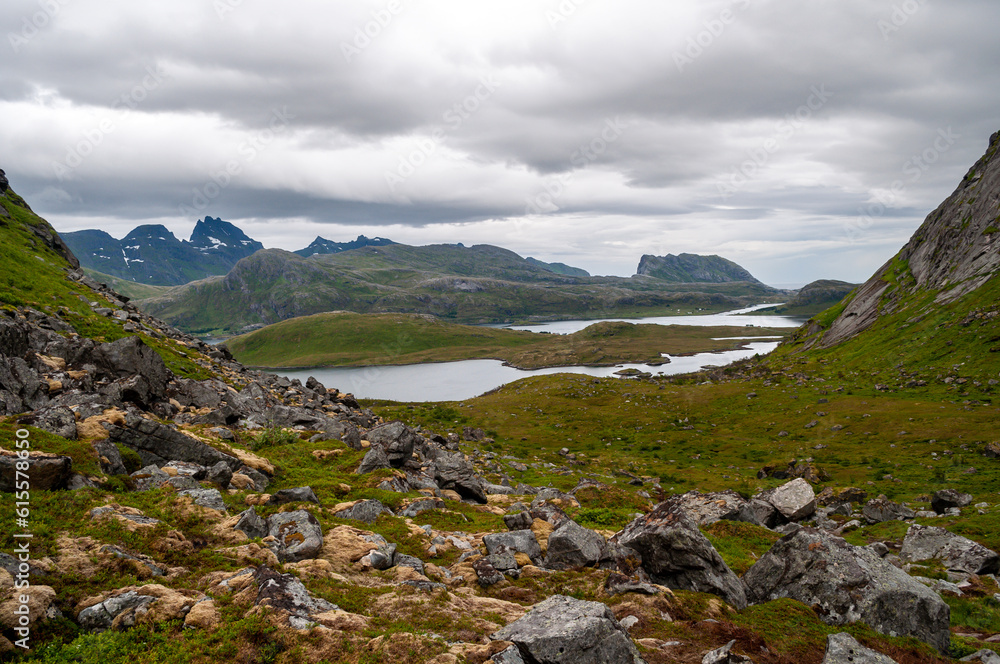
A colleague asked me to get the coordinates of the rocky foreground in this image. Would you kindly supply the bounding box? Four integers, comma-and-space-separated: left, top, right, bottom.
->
1, 272, 998, 663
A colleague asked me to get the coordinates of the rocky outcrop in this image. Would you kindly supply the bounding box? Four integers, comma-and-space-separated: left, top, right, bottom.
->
900, 524, 1000, 575
544, 520, 606, 570
862, 496, 915, 524
743, 528, 950, 652
491, 595, 647, 664
365, 421, 418, 467
614, 500, 747, 609
822, 633, 898, 664
484, 530, 543, 565
662, 490, 746, 526
253, 566, 338, 629
760, 478, 816, 522
932, 489, 973, 514
0, 450, 73, 491
105, 414, 241, 471
266, 510, 323, 562
433, 450, 488, 503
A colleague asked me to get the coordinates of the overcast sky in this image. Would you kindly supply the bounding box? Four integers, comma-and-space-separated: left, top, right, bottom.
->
2, 0, 998, 287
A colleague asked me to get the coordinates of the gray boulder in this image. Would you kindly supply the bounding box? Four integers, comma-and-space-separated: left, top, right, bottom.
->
77, 591, 155, 631
356, 445, 391, 475
862, 495, 915, 524
545, 520, 605, 570
400, 498, 444, 518
267, 486, 320, 505
702, 639, 753, 663
961, 649, 1000, 664
235, 507, 268, 540
491, 594, 647, 664
254, 566, 337, 628
395, 554, 425, 575
492, 645, 526, 664
0, 450, 72, 491
179, 488, 227, 512
822, 633, 898, 664
761, 478, 816, 522
900, 524, 1000, 575
434, 450, 487, 503
614, 500, 747, 609
106, 414, 240, 470
92, 439, 127, 475
743, 528, 950, 653
370, 544, 396, 570
92, 336, 171, 397
366, 420, 418, 467
504, 511, 533, 531
932, 489, 974, 514
17, 406, 77, 440
483, 530, 542, 565
723, 499, 778, 529
205, 461, 233, 489
334, 499, 387, 524
661, 490, 746, 526
130, 464, 170, 491
474, 558, 505, 586
266, 510, 324, 562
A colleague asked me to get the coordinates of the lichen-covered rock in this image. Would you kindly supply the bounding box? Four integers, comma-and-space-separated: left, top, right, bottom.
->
491, 594, 646, 664
333, 499, 387, 525
862, 495, 915, 524
821, 633, 898, 664
662, 490, 746, 526
614, 500, 747, 609
761, 478, 816, 522
900, 524, 999, 575
743, 528, 950, 652
266, 510, 323, 562
234, 507, 268, 540
254, 566, 337, 629
484, 530, 542, 565
365, 420, 419, 467
544, 519, 605, 570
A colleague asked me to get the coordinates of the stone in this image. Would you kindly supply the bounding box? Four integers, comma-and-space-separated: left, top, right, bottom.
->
504, 511, 533, 531
932, 489, 974, 514
491, 594, 647, 664
395, 554, 425, 575
366, 420, 419, 467
0, 449, 72, 491
822, 633, 898, 664
483, 530, 543, 565
434, 450, 488, 503
107, 413, 240, 470
400, 498, 445, 518
862, 495, 915, 524
266, 510, 324, 562
334, 499, 387, 524
356, 445, 391, 475
254, 566, 337, 625
488, 546, 519, 572
17, 405, 77, 439
701, 639, 753, 663
267, 486, 320, 505
77, 591, 155, 631
179, 488, 227, 512
545, 519, 606, 570
743, 528, 950, 653
130, 464, 170, 491
491, 645, 526, 664
474, 558, 505, 587
961, 649, 1000, 664
92, 439, 127, 475
205, 460, 233, 489
235, 507, 268, 539
723, 499, 778, 529
92, 336, 171, 399
370, 544, 397, 570
900, 524, 1000, 575
762, 478, 816, 522
664, 490, 747, 526
615, 500, 747, 609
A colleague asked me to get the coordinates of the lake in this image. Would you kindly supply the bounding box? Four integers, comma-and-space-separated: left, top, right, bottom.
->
276, 305, 802, 402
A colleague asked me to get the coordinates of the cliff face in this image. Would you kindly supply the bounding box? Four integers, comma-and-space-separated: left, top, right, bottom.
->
820, 131, 1000, 348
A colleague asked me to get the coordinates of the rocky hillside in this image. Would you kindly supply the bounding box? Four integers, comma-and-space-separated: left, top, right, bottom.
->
524, 257, 591, 277
294, 234, 397, 258
758, 280, 858, 317
136, 244, 779, 335
636, 253, 765, 285
62, 217, 263, 286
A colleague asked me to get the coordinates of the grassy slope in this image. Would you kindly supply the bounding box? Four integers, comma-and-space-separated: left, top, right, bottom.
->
224, 311, 790, 368
83, 269, 173, 301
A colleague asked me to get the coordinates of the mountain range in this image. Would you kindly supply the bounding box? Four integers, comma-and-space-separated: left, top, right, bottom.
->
636, 253, 764, 284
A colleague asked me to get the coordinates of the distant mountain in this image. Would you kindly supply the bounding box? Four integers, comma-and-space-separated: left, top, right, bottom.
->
62, 216, 263, 286
137, 243, 780, 334
759, 280, 858, 316
636, 253, 763, 285
525, 257, 590, 277
294, 234, 396, 257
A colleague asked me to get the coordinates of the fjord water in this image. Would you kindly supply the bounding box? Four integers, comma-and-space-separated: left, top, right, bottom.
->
277, 306, 801, 401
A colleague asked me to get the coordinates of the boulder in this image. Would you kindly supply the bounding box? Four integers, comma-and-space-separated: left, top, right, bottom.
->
334, 499, 387, 525
434, 450, 488, 503
822, 633, 898, 664
77, 591, 155, 631
483, 530, 542, 565
723, 499, 778, 529
761, 478, 816, 522
504, 511, 533, 531
16, 406, 77, 439
92, 336, 171, 397
356, 445, 391, 475
366, 421, 418, 467
474, 558, 505, 587
267, 486, 320, 506
663, 490, 747, 526
400, 498, 445, 518
862, 496, 915, 524
491, 594, 647, 664
370, 544, 396, 570
0, 449, 73, 491
492, 645, 526, 664
254, 566, 337, 629
179, 488, 227, 512
900, 524, 1000, 575
266, 510, 324, 562
961, 650, 1000, 664
931, 489, 974, 514
205, 461, 233, 489
545, 520, 606, 570
130, 464, 171, 491
106, 414, 240, 470
614, 500, 747, 609
92, 439, 127, 475
743, 528, 950, 653
235, 507, 268, 540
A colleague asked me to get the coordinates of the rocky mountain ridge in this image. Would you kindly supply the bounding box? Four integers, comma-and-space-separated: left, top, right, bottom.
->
636, 253, 764, 285
294, 234, 397, 258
